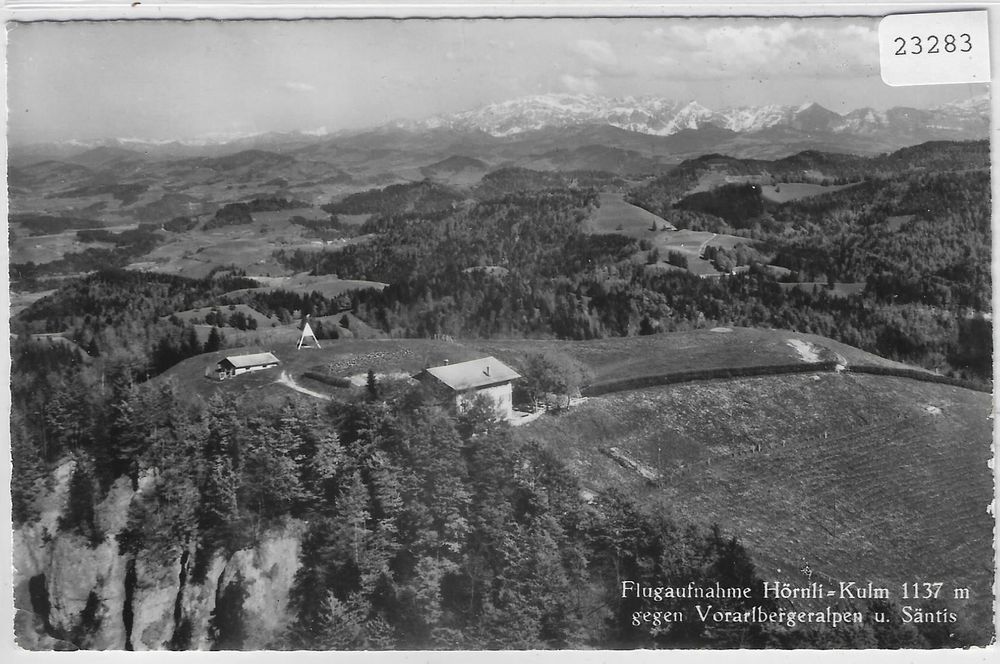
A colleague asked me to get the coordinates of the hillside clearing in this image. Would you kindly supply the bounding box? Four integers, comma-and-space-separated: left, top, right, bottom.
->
167, 303, 274, 328
586, 192, 676, 235
11, 233, 117, 265
514, 372, 994, 634
760, 182, 854, 203
224, 273, 387, 299
585, 193, 752, 278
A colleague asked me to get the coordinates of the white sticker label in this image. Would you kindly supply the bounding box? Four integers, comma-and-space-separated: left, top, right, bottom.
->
879, 11, 990, 86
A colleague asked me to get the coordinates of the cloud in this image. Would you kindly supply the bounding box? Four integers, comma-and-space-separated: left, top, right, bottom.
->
283, 81, 317, 93
559, 73, 600, 95
571, 39, 617, 66
644, 20, 878, 80
568, 38, 632, 77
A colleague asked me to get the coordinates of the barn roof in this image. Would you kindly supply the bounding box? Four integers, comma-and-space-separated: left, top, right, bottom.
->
219, 352, 280, 369
421, 356, 520, 391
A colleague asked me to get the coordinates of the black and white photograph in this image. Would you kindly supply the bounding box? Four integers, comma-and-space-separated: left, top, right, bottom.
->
5, 4, 996, 653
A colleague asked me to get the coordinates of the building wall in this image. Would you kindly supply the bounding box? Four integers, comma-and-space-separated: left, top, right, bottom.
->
456, 382, 514, 420
216, 362, 278, 380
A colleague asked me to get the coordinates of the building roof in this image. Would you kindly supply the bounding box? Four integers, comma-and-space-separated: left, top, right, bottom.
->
219, 352, 280, 369
421, 356, 520, 391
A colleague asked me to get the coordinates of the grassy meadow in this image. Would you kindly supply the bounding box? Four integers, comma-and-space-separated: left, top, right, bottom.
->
515, 372, 994, 634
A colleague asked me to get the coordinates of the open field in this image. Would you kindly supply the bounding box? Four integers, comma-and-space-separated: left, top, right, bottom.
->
334, 213, 372, 227
760, 182, 854, 203
128, 236, 288, 279
10, 233, 117, 265
224, 273, 388, 299
515, 372, 995, 635
168, 303, 275, 328
478, 327, 914, 385
585, 193, 752, 278
190, 311, 381, 348
158, 338, 489, 407
9, 289, 59, 317
586, 192, 676, 235
249, 207, 329, 225
656, 228, 751, 277
586, 194, 749, 252
11, 197, 378, 281
125, 210, 376, 278
688, 171, 761, 193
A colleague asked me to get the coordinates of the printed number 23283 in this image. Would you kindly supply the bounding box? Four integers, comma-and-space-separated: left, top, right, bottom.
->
894, 34, 972, 55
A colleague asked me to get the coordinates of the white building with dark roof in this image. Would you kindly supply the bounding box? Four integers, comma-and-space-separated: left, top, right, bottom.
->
212, 352, 280, 380
414, 356, 521, 420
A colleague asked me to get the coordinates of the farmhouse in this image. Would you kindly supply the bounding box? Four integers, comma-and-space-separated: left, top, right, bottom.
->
212, 351, 280, 380
414, 356, 521, 421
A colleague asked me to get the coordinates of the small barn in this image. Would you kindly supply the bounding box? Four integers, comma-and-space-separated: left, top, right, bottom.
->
414, 356, 521, 421
213, 352, 280, 380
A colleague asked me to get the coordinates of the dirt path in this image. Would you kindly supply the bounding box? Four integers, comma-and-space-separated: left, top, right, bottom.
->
697, 233, 718, 255
785, 339, 822, 363
275, 370, 332, 400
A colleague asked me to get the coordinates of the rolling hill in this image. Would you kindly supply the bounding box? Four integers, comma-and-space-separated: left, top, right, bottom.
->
157, 327, 916, 405
154, 327, 994, 641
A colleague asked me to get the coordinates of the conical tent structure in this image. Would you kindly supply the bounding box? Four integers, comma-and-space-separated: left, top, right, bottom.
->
297, 315, 321, 349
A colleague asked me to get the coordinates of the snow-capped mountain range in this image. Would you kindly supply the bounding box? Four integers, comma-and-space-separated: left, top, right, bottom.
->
11, 93, 988, 166
402, 93, 989, 138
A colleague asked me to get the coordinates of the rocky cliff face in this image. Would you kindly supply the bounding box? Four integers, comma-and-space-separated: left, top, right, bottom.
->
13, 460, 305, 651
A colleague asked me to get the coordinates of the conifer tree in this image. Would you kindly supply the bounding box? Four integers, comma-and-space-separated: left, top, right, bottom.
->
205, 326, 223, 353
60, 455, 102, 546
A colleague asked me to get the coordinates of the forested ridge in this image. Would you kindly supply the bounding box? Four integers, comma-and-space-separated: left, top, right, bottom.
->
12, 269, 260, 380
627, 140, 989, 216
270, 143, 990, 380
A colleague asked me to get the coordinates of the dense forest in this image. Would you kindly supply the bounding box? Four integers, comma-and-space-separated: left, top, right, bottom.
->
204, 197, 311, 230
472, 167, 625, 199
322, 181, 465, 216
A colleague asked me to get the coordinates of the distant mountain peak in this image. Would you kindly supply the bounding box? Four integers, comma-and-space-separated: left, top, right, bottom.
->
403, 93, 987, 140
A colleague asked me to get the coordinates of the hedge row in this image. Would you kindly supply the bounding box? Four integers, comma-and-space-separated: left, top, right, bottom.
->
302, 371, 352, 389
580, 361, 992, 397
846, 365, 991, 393
581, 361, 839, 396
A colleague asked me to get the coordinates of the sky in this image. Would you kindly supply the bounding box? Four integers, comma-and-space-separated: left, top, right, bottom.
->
6, 18, 989, 143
